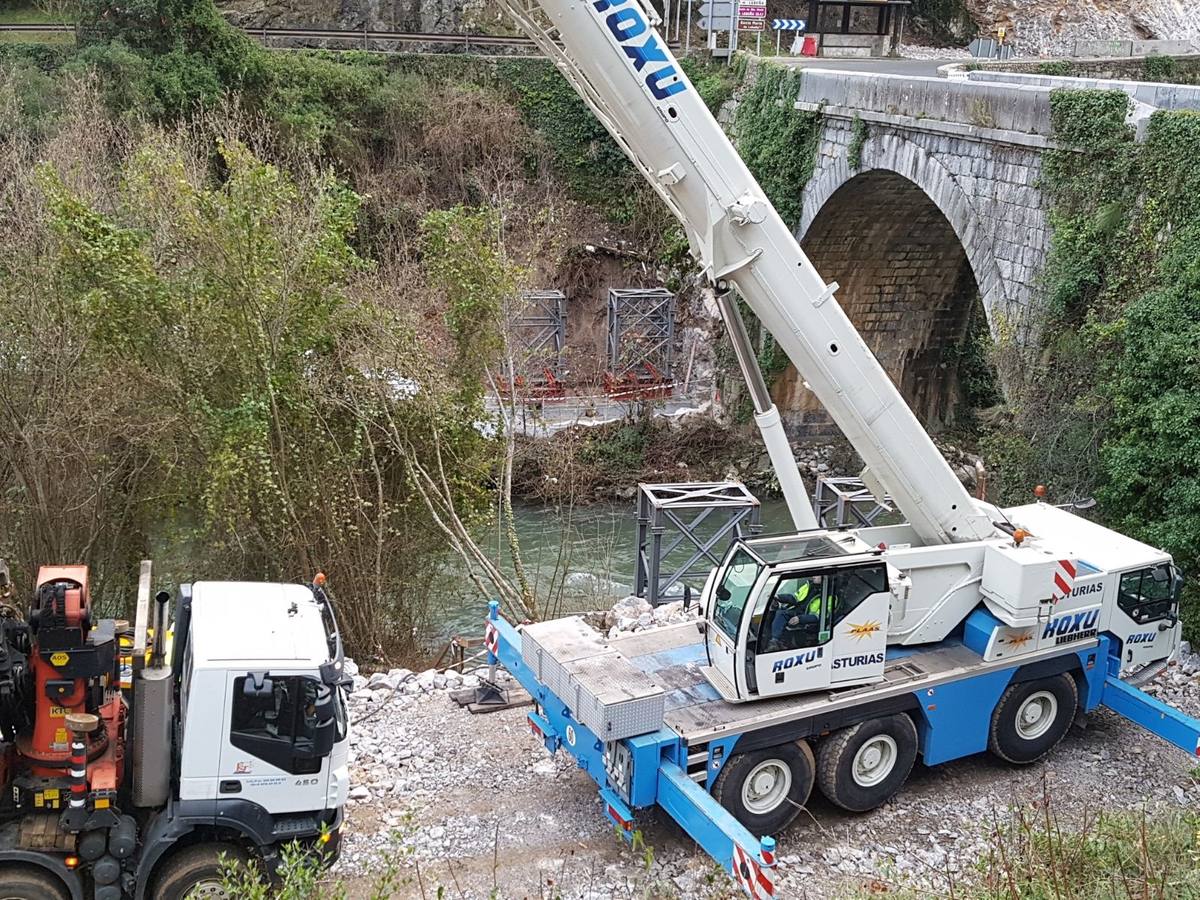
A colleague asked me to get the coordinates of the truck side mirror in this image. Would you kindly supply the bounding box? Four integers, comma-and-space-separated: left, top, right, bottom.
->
243, 672, 273, 697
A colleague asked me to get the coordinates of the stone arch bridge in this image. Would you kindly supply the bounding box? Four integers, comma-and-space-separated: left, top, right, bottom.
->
725, 64, 1198, 437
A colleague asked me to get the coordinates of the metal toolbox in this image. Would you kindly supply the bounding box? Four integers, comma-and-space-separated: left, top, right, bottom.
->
563, 652, 665, 740
520, 617, 613, 700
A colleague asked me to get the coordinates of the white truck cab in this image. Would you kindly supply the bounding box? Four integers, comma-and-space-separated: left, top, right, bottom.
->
178, 582, 351, 816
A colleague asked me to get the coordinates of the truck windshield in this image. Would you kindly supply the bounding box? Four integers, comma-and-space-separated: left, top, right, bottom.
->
713, 549, 762, 640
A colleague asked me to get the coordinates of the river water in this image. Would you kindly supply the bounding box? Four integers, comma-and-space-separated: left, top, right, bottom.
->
425, 496, 797, 644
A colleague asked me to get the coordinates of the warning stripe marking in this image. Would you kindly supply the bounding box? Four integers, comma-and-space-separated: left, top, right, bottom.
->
1050, 559, 1077, 604
731, 845, 774, 898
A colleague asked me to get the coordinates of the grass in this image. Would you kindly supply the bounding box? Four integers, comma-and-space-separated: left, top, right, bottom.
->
0, 5, 66, 24
857, 780, 1200, 899
0, 29, 72, 43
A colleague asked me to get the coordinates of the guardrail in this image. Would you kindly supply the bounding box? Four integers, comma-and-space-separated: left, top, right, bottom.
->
0, 22, 540, 51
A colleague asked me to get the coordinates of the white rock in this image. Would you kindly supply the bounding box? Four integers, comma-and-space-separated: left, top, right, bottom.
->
349, 785, 369, 801
367, 672, 398, 691
388, 667, 413, 683
343, 658, 360, 678
416, 669, 437, 690
532, 758, 557, 776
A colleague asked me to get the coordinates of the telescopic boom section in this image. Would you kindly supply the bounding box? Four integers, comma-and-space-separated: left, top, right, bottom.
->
503, 0, 997, 545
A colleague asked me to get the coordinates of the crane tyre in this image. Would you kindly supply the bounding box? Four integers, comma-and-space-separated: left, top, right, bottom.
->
989, 673, 1077, 765
151, 842, 254, 900
0, 865, 69, 900
816, 713, 918, 812
712, 740, 815, 835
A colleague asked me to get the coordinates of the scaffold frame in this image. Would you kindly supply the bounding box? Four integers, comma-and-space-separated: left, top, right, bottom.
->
607, 288, 676, 382
507, 290, 567, 390
813, 476, 893, 528
634, 482, 762, 606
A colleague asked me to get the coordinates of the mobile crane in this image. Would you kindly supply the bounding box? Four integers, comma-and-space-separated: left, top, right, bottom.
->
0, 559, 349, 900
483, 1, 1199, 896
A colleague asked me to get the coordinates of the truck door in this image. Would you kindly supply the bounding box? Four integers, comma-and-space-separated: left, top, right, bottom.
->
219, 671, 337, 815
707, 547, 765, 697
747, 571, 835, 699
1112, 564, 1182, 672
828, 563, 889, 687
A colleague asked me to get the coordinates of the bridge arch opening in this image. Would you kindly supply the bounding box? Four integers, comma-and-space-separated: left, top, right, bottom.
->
773, 169, 997, 437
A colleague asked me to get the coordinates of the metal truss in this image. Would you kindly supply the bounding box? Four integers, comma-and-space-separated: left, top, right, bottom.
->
635, 482, 762, 606
509, 290, 567, 386
813, 476, 893, 528
607, 288, 676, 382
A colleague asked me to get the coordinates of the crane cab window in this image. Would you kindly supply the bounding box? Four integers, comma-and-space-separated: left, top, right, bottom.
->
1118, 564, 1180, 624
712, 549, 762, 641
753, 563, 888, 654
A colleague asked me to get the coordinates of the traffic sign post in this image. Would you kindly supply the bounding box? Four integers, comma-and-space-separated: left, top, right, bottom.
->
770, 17, 805, 55
737, 3, 766, 34
698, 0, 735, 31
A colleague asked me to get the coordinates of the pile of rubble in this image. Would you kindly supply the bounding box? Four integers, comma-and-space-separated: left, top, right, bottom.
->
586, 594, 699, 638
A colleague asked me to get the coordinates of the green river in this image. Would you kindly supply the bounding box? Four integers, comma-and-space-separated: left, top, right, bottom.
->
426, 497, 797, 644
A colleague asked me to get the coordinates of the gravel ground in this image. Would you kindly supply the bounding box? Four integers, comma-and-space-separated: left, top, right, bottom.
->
333, 640, 1200, 899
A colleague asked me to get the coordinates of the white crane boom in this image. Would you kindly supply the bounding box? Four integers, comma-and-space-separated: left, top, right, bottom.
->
503, 0, 998, 545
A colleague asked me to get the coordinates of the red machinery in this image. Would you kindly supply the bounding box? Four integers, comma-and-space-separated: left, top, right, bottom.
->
11, 566, 124, 829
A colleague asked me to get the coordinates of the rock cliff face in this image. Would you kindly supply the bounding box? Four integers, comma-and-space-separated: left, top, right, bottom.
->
216, 0, 476, 31
962, 0, 1200, 56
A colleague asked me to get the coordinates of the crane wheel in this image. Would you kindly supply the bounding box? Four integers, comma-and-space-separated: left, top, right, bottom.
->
151, 842, 254, 900
0, 865, 70, 900
989, 673, 1077, 765
712, 740, 815, 835
816, 713, 918, 813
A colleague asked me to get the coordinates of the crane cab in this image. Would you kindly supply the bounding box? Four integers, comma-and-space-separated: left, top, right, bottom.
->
700, 533, 894, 702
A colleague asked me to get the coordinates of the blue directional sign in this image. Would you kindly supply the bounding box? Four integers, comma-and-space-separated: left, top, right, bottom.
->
771, 18, 807, 30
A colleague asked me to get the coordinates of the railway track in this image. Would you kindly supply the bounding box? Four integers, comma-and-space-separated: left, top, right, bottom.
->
0, 22, 541, 50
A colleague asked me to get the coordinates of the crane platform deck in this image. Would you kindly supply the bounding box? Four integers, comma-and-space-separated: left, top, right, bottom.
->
607, 621, 1099, 744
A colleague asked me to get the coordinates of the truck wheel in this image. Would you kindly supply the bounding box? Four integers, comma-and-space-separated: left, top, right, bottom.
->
152, 843, 253, 900
989, 673, 1077, 765
0, 866, 69, 900
712, 740, 815, 834
816, 713, 918, 813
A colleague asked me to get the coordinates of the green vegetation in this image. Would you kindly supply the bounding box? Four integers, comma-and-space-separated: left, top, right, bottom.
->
906, 0, 978, 45
0, 83, 506, 658
848, 113, 868, 171
0, 0, 731, 654
1036, 60, 1073, 77
731, 59, 822, 227
986, 89, 1200, 638
862, 799, 1200, 899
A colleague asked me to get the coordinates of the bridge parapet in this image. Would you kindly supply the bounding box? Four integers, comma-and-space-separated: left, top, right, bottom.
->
793, 70, 1054, 143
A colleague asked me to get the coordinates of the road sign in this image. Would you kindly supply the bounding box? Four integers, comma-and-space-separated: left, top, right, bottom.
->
737, 4, 767, 18
698, 0, 734, 31
738, 17, 766, 30
771, 18, 806, 30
